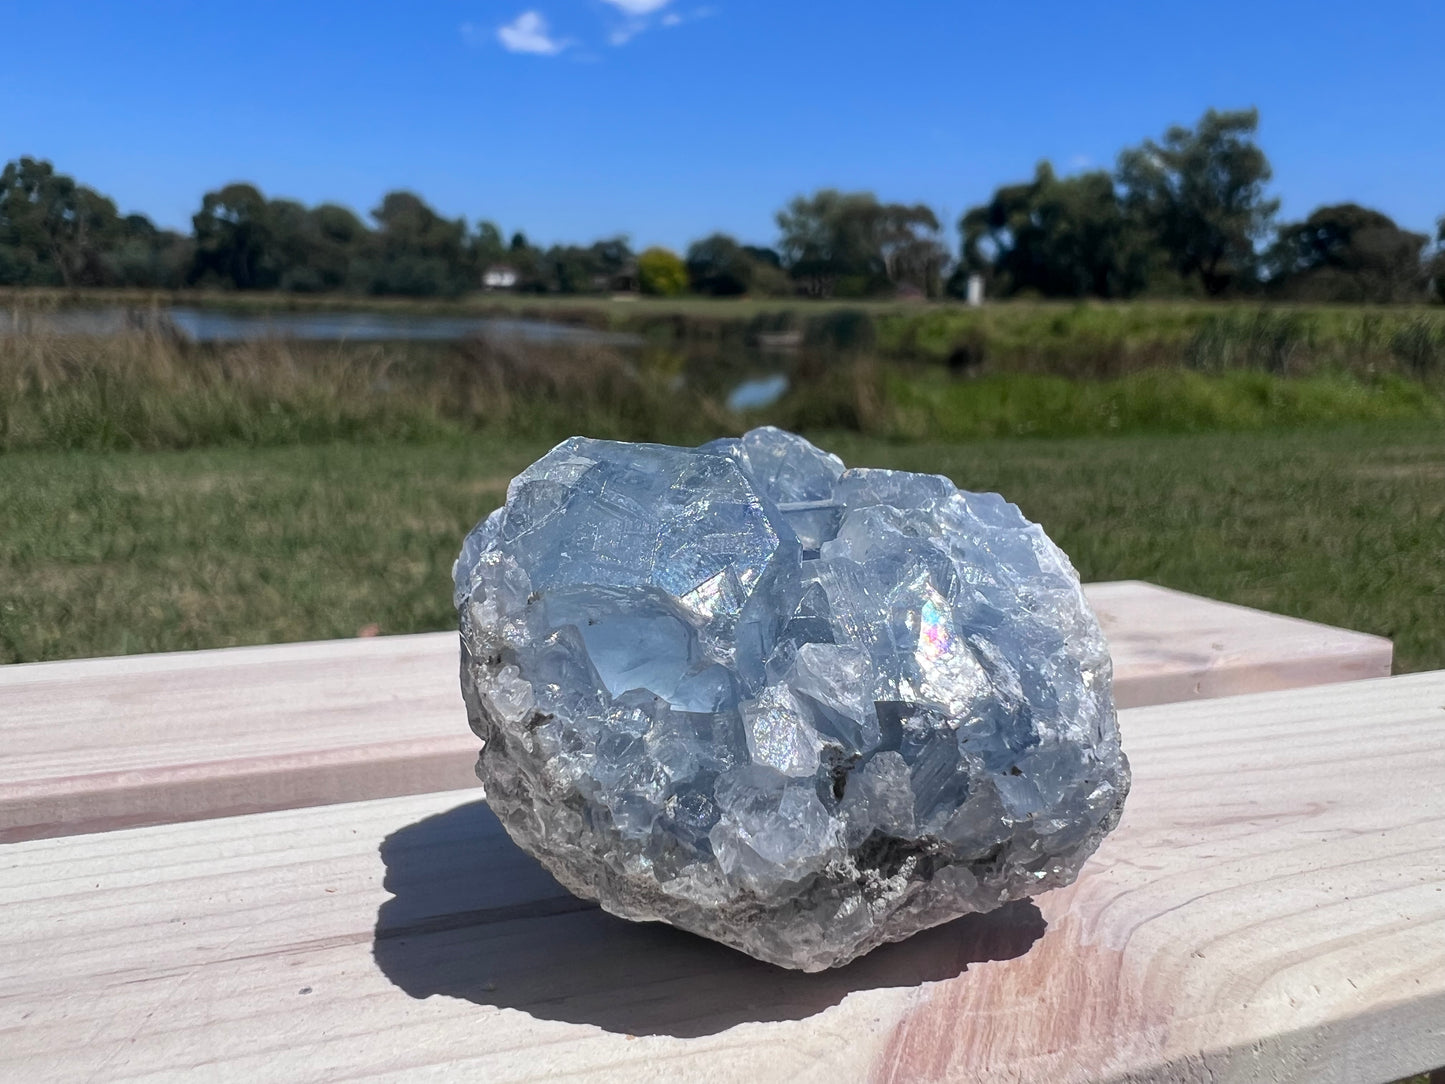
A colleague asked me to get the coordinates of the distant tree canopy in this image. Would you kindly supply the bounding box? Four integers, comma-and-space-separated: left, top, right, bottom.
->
2, 117, 1441, 302
685, 233, 757, 296
189, 184, 510, 296
776, 190, 948, 297
1117, 108, 1279, 296
1266, 203, 1428, 302
359, 191, 471, 297
0, 157, 188, 287
191, 183, 278, 290
960, 108, 1335, 301
959, 163, 1151, 299
522, 236, 635, 295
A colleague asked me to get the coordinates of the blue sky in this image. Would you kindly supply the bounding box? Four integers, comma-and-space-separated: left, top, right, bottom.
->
3, 1, 1442, 250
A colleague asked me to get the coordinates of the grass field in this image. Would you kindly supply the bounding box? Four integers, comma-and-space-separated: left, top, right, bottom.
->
3, 302, 1439, 1083
2, 422, 1441, 672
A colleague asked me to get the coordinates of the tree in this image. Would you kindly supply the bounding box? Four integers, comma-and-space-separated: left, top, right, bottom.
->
103, 214, 192, 288
875, 206, 950, 297
530, 236, 634, 294
470, 220, 507, 272
1117, 108, 1279, 295
360, 191, 470, 296
255, 200, 368, 293
190, 183, 278, 289
742, 245, 782, 268
539, 245, 596, 293
776, 189, 948, 297
1434, 217, 1445, 303
497, 235, 541, 292
265, 199, 319, 291
303, 203, 367, 291
685, 233, 755, 296
958, 162, 1151, 298
0, 157, 124, 286
192, 189, 370, 293
1267, 203, 1428, 302
590, 236, 636, 291
638, 246, 687, 296
776, 189, 875, 295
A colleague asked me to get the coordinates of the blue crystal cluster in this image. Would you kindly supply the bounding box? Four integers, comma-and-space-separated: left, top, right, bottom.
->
455, 427, 1129, 970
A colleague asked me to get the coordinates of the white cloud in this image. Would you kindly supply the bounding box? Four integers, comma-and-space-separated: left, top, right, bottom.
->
662, 7, 715, 30
497, 11, 567, 55
600, 0, 692, 46
482, 0, 695, 54
603, 0, 674, 13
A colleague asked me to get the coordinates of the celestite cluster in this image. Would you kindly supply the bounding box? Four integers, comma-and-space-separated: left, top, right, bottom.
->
454, 427, 1129, 971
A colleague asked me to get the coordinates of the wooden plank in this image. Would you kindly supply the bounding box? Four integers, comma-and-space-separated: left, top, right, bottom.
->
0, 632, 477, 843
1088, 581, 1394, 709
0, 582, 1393, 843
1, 672, 1442, 1083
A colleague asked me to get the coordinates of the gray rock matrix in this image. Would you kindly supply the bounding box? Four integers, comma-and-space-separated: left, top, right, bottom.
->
455, 427, 1129, 970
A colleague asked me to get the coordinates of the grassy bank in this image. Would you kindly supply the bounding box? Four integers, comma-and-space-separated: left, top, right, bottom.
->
7, 289, 1445, 376
4, 328, 1443, 453
869, 368, 1444, 440
0, 331, 731, 452
873, 303, 1445, 376
2, 424, 1441, 672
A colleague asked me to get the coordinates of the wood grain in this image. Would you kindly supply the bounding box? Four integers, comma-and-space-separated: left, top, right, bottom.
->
2, 672, 1441, 1083
1088, 581, 1394, 709
0, 581, 1393, 842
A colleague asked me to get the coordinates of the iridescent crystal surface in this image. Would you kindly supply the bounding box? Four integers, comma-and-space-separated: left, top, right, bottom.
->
454, 427, 1129, 970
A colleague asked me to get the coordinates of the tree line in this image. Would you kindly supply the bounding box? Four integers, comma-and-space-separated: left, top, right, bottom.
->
3, 109, 1442, 303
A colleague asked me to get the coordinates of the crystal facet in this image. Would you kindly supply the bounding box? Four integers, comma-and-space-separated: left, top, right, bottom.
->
455, 427, 1129, 970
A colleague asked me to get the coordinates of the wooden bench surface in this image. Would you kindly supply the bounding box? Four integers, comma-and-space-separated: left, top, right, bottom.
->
0, 581, 1393, 843
1, 672, 1441, 1083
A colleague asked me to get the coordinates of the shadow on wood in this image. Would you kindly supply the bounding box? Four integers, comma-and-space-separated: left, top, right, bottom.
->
372, 800, 1047, 1039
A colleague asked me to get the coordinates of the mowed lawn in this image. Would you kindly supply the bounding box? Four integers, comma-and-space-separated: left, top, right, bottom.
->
1, 422, 1441, 672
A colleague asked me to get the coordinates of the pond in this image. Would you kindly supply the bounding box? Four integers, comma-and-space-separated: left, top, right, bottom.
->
0, 305, 643, 347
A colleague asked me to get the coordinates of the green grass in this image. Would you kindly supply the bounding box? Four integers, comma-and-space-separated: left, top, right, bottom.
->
2, 424, 1441, 672
870, 369, 1445, 440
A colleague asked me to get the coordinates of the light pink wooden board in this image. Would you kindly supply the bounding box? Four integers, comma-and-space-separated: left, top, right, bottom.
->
1087, 581, 1392, 708
1, 673, 1441, 1083
0, 581, 1392, 842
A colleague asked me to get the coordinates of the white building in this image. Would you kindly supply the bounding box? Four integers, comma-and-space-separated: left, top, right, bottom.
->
483, 265, 519, 291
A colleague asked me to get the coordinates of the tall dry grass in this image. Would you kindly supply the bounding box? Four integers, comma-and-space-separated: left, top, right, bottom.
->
437, 335, 731, 443
3, 299, 1444, 454
0, 328, 731, 452
0, 327, 447, 450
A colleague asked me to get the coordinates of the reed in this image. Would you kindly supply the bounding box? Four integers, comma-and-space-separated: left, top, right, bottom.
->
1, 314, 1442, 454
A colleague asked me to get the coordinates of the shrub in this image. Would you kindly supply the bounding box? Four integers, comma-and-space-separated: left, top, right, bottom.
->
637, 247, 687, 298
